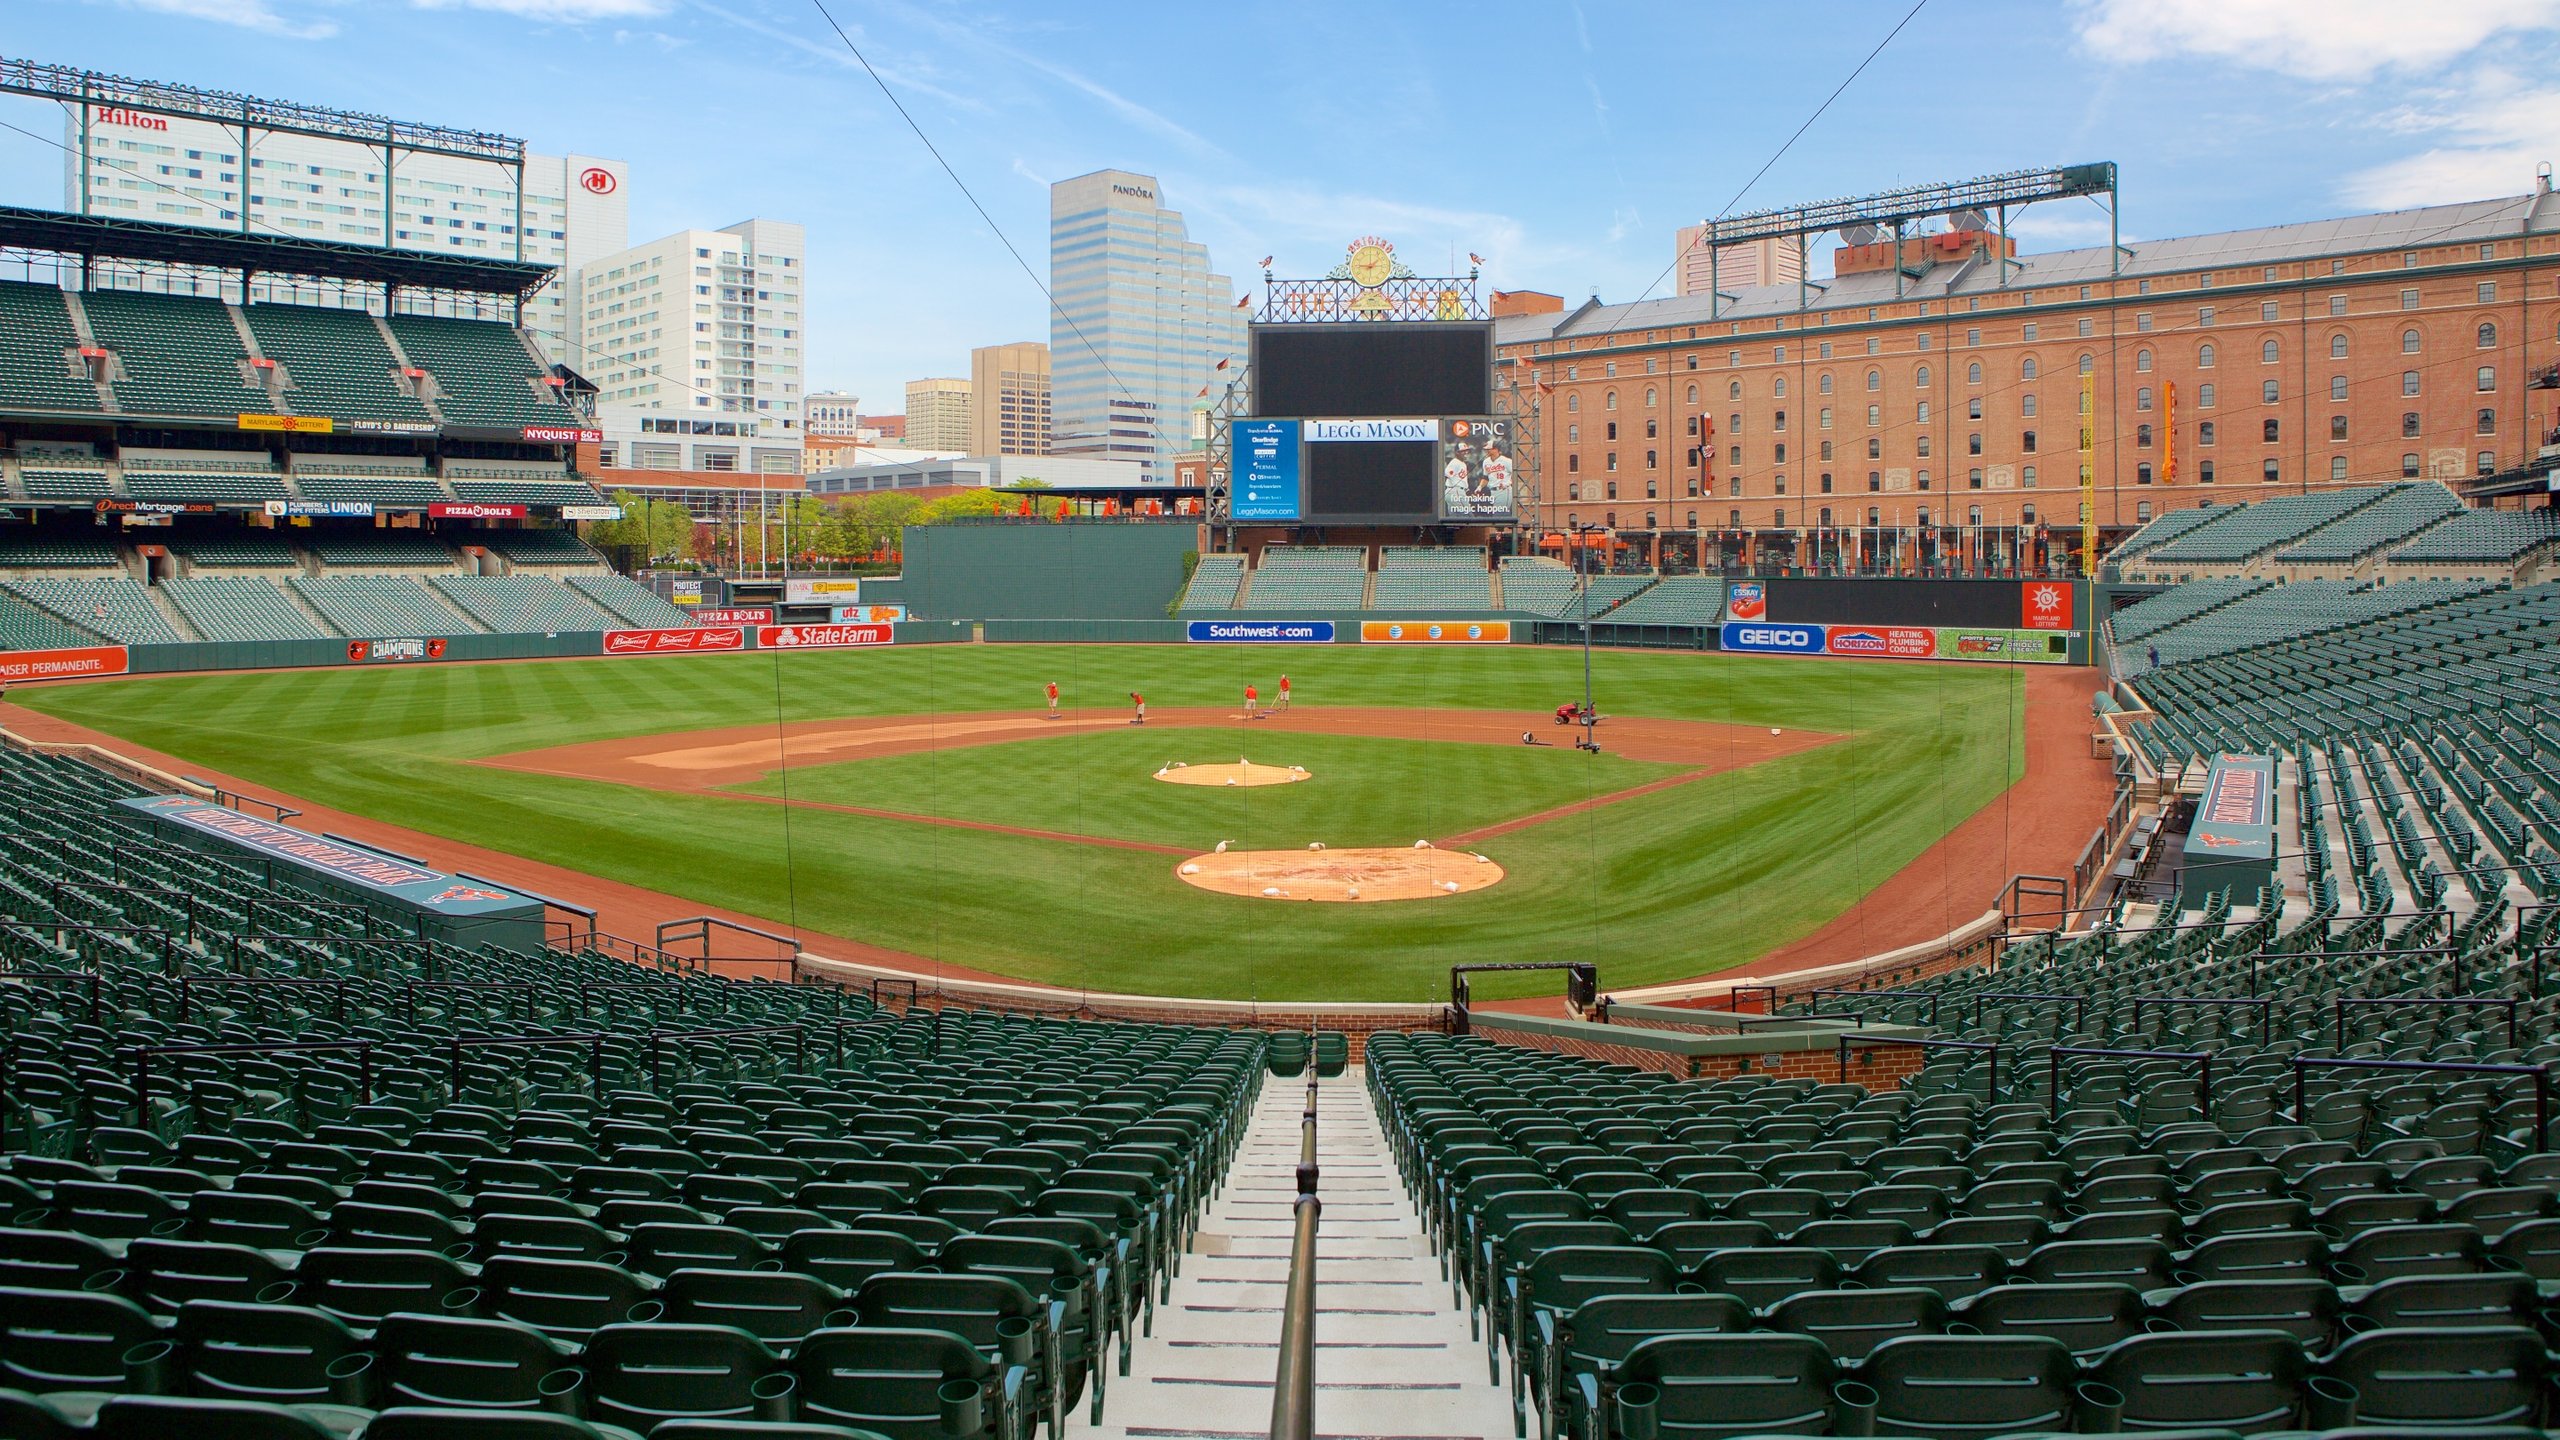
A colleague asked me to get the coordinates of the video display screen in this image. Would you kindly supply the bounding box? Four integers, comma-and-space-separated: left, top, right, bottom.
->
1251, 323, 1491, 418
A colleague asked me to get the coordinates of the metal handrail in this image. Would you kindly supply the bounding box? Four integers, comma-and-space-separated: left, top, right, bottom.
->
1834, 1033, 1997, 1090
2048, 1044, 2212, 1119
2289, 1055, 2549, 1151
1270, 1034, 1319, 1440
2332, 996, 2519, 1052
2129, 995, 2275, 1046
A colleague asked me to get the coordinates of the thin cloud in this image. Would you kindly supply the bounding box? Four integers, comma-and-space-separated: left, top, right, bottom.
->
105, 0, 337, 39
685, 0, 990, 114
414, 0, 671, 18
2074, 0, 2560, 82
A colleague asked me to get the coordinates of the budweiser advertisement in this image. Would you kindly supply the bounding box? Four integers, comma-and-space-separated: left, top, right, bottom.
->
0, 645, 127, 682
602, 627, 746, 655
757, 623, 895, 650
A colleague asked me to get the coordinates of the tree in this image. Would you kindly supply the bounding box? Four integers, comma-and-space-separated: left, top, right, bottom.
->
586, 488, 649, 553
643, 497, 696, 561
919, 489, 1004, 524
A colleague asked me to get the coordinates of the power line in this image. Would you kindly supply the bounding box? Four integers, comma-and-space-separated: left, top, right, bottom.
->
1629, 0, 1932, 308
801, 0, 1183, 463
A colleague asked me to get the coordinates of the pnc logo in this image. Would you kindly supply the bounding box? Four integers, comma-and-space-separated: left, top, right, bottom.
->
578, 167, 617, 195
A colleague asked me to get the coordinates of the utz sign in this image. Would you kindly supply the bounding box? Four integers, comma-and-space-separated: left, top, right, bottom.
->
1727, 581, 1766, 621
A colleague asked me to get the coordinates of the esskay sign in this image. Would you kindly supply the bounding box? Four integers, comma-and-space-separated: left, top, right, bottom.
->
604, 627, 744, 655
0, 645, 126, 682
758, 623, 894, 649
1359, 620, 1510, 644
1187, 620, 1335, 643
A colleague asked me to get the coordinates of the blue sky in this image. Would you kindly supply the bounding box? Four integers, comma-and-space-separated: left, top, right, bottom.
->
8, 0, 2560, 414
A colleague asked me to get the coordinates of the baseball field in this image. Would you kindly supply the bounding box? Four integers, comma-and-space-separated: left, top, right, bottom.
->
12, 643, 2032, 1000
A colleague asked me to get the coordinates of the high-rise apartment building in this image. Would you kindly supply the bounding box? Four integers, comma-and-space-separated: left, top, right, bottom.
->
1048, 170, 1244, 480
969, 341, 1051, 456
61, 99, 626, 361
574, 218, 805, 439
804, 392, 864, 437
1673, 229, 1806, 297
903, 377, 974, 452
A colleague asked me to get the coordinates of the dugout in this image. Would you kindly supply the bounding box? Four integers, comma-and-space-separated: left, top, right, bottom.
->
893, 521, 1202, 620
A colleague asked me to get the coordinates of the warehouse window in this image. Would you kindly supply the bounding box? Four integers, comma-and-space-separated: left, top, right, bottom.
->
2401, 453, 2420, 477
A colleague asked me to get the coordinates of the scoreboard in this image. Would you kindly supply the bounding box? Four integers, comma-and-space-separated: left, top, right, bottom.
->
1241, 321, 1507, 526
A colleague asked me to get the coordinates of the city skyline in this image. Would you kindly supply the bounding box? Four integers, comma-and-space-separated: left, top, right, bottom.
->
6, 0, 2559, 416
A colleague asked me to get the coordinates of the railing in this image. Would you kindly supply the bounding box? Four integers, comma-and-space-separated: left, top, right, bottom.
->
2129, 995, 2275, 1046
1969, 992, 2090, 1031
1835, 1034, 1997, 1090
1270, 1037, 1319, 1440
1448, 961, 1598, 1035
2290, 1056, 2549, 1151
1798, 988, 1938, 1025
659, 915, 802, 978
2048, 1045, 2213, 1119
2332, 995, 2519, 1052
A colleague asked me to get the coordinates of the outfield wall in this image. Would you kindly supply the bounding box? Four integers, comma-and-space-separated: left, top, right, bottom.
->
898, 522, 1200, 620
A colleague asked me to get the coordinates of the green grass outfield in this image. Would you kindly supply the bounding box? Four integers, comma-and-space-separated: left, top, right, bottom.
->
16, 644, 2024, 1001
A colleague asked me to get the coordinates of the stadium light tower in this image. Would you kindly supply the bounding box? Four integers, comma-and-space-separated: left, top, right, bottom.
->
1573, 522, 1604, 754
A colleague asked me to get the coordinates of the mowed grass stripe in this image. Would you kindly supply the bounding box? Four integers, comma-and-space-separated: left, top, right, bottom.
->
17, 644, 2022, 1000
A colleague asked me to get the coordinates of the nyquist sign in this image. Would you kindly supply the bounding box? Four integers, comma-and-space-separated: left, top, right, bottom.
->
1719, 622, 1824, 654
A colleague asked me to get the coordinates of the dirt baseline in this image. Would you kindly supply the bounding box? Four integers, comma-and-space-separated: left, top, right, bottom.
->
478, 706, 1829, 792
1178, 845, 1504, 902
1154, 761, 1308, 787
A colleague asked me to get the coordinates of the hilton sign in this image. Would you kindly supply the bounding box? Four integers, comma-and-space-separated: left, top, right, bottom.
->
93, 106, 169, 131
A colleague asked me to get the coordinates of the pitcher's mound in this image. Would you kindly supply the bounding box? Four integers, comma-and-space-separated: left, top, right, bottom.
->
1154, 761, 1307, 788
1176, 846, 1504, 902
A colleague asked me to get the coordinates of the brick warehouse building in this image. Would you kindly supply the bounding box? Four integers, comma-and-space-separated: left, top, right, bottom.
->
1493, 187, 2560, 575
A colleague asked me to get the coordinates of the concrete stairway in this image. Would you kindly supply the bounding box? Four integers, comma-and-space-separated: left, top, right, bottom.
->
1074, 1066, 1514, 1440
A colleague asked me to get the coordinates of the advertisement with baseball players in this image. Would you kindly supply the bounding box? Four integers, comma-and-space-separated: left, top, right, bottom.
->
1437, 417, 1516, 522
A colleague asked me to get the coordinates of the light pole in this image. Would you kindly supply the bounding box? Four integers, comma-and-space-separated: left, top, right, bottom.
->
1573, 522, 1603, 754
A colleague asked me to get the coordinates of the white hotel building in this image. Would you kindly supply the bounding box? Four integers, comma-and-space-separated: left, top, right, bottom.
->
59, 103, 628, 361
576, 219, 808, 448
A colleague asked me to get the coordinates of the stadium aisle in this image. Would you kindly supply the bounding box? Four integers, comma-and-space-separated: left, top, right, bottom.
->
1078, 1063, 1513, 1439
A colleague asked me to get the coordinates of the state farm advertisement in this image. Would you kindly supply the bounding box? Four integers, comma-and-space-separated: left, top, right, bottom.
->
757, 623, 895, 650
1824, 625, 1937, 658
0, 645, 127, 682
603, 627, 745, 655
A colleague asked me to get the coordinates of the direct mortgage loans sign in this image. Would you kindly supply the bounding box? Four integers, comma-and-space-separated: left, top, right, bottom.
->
1186, 620, 1335, 643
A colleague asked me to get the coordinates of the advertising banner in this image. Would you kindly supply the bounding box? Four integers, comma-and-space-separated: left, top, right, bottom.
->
264, 500, 376, 519
347, 638, 447, 663
1934, 629, 2072, 664
1186, 620, 1336, 643
429, 502, 526, 520
603, 627, 745, 655
695, 606, 769, 625
830, 604, 906, 624
1720, 622, 1824, 654
782, 577, 863, 605
1358, 620, 1510, 644
117, 795, 535, 918
522, 426, 605, 445
757, 623, 895, 649
1726, 581, 1767, 621
97, 499, 213, 516
1824, 625, 1937, 658
670, 580, 704, 606
1306, 418, 1440, 443
0, 645, 126, 682
1231, 419, 1302, 522
559, 504, 623, 521
238, 413, 332, 434
341, 418, 440, 437
1437, 417, 1516, 522
2021, 579, 2076, 632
